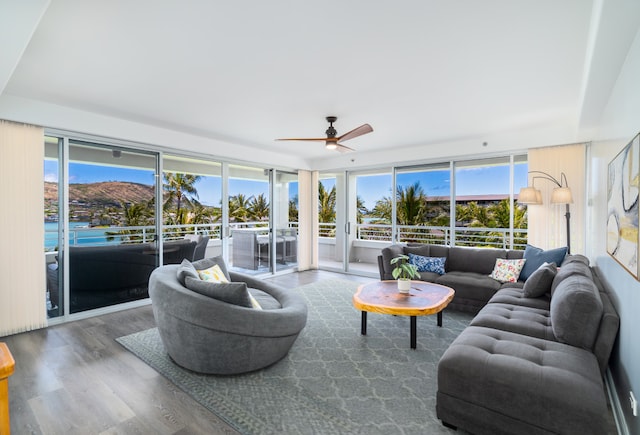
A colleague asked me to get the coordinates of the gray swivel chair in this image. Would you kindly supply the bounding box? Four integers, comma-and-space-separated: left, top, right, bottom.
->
149, 258, 308, 374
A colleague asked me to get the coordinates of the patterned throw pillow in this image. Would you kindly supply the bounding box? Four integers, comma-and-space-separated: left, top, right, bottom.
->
489, 258, 526, 283
408, 253, 446, 275
197, 264, 229, 283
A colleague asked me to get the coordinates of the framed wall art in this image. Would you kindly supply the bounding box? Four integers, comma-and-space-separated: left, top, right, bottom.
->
607, 132, 640, 279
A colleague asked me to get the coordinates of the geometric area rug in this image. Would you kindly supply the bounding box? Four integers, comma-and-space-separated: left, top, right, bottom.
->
117, 279, 474, 435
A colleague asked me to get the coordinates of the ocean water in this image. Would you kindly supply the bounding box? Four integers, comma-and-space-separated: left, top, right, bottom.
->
44, 222, 114, 250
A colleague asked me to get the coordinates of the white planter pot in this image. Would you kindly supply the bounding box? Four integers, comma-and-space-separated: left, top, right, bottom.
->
397, 279, 411, 294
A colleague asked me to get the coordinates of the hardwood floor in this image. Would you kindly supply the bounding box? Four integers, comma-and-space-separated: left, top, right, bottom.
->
3, 270, 375, 435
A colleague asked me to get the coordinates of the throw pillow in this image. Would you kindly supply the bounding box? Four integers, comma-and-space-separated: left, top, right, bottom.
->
192, 256, 231, 281
176, 259, 199, 286
408, 253, 446, 275
489, 258, 526, 283
249, 294, 263, 310
198, 264, 229, 283
184, 276, 253, 308
520, 245, 568, 281
522, 262, 557, 298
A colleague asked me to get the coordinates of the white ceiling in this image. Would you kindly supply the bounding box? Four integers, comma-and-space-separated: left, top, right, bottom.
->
1, 0, 639, 170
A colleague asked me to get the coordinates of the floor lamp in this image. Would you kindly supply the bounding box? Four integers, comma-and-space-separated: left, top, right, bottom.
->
518, 171, 573, 254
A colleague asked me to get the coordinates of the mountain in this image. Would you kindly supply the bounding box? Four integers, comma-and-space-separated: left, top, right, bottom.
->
45, 181, 155, 206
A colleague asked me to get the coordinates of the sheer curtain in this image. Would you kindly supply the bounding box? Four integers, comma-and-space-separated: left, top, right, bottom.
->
527, 143, 586, 254
296, 170, 317, 270
0, 120, 46, 336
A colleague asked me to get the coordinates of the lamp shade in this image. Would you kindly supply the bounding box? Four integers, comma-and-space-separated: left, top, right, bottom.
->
551, 187, 573, 204
518, 186, 542, 204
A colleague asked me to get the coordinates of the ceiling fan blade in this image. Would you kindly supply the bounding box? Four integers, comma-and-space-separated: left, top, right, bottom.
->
337, 123, 373, 142
275, 137, 334, 142
335, 143, 355, 153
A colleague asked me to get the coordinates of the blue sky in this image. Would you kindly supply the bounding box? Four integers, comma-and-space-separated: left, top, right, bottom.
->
45, 161, 285, 207
327, 164, 528, 209
46, 160, 526, 210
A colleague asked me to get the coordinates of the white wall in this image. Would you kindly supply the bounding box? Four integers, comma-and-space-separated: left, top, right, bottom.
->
589, 25, 640, 434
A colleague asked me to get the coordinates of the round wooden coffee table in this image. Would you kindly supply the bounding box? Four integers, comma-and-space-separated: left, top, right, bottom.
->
353, 280, 455, 349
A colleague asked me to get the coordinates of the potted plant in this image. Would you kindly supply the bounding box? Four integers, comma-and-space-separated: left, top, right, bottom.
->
390, 254, 420, 293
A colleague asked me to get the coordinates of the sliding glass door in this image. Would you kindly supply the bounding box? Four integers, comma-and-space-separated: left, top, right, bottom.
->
228, 164, 271, 273
66, 141, 159, 313
273, 170, 299, 273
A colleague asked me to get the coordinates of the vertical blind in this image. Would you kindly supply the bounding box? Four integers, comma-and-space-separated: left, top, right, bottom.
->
527, 143, 586, 254
0, 120, 47, 336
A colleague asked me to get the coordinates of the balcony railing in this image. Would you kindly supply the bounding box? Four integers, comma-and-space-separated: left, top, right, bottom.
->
46, 221, 527, 251
323, 222, 528, 250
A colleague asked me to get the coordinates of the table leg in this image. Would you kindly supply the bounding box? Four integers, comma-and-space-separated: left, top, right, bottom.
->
437, 311, 443, 327
361, 311, 367, 335
410, 316, 417, 349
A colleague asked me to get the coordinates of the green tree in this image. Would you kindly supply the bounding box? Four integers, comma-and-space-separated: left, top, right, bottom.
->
289, 195, 299, 223
163, 172, 201, 224
248, 193, 270, 221
229, 193, 254, 222
318, 182, 336, 223
356, 195, 368, 224
370, 196, 392, 224
396, 182, 427, 225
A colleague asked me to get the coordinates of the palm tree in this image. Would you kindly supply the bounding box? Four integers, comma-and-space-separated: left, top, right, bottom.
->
318, 182, 336, 223
248, 193, 270, 221
289, 195, 299, 223
163, 172, 201, 224
229, 193, 254, 222
396, 182, 427, 225
106, 199, 154, 242
356, 195, 368, 224
370, 196, 393, 224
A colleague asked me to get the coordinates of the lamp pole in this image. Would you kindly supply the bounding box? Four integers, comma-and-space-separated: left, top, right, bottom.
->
524, 171, 572, 254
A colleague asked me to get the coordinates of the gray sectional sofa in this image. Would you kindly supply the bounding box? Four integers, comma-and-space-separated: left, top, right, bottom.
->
378, 244, 528, 313
436, 255, 620, 434
378, 243, 619, 434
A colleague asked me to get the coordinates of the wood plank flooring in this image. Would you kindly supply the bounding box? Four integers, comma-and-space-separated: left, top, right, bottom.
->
3, 270, 375, 435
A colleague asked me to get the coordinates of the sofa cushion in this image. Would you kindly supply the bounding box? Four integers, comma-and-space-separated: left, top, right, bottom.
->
489, 258, 526, 283
408, 253, 446, 275
550, 260, 593, 295
417, 271, 442, 282
192, 256, 231, 282
519, 244, 567, 280
470, 303, 555, 341
176, 259, 199, 286
562, 254, 590, 266
437, 326, 610, 435
498, 280, 524, 290
403, 244, 431, 257
488, 287, 551, 310
448, 247, 507, 274
550, 275, 603, 349
436, 271, 502, 303
522, 262, 557, 297
249, 288, 282, 310
184, 276, 253, 308
381, 245, 405, 277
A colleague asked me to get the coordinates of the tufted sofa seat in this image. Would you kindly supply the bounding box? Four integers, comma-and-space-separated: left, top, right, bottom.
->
436, 256, 620, 434
438, 326, 610, 435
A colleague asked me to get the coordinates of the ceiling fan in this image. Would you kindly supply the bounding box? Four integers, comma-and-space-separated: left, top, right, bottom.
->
276, 116, 373, 153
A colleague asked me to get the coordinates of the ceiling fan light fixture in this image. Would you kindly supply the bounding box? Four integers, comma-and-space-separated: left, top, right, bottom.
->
276, 116, 373, 153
